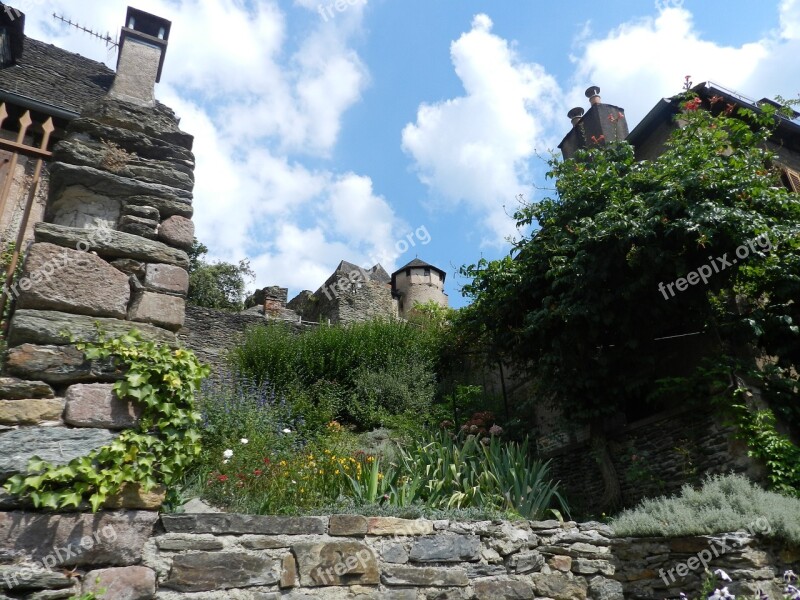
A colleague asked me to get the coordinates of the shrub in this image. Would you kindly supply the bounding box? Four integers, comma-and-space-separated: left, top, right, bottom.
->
611, 473, 800, 545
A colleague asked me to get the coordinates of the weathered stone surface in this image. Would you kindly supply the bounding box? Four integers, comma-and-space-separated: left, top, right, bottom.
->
122, 204, 160, 221
0, 398, 64, 425
163, 552, 279, 591
161, 514, 327, 535
0, 377, 54, 399
0, 565, 74, 591
158, 215, 194, 250
549, 555, 573, 572
532, 572, 588, 600
144, 263, 189, 295
156, 534, 224, 551
572, 557, 615, 576
118, 214, 158, 239
0, 511, 159, 566
588, 575, 624, 600
381, 566, 468, 587
367, 517, 434, 536
508, 549, 545, 574
292, 541, 378, 587
129, 291, 185, 331
103, 483, 165, 510
126, 194, 193, 219
408, 534, 480, 563
35, 222, 189, 268
281, 553, 298, 588
64, 383, 140, 429
489, 523, 532, 556
466, 563, 507, 578
379, 543, 409, 564
111, 258, 147, 278
81, 566, 156, 600
5, 344, 120, 385
8, 309, 177, 347
473, 577, 535, 599
240, 536, 293, 550
16, 242, 130, 319
0, 427, 118, 479
329, 514, 368, 536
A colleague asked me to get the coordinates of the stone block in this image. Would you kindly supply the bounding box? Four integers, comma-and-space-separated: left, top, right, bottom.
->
161, 514, 327, 535
127, 194, 193, 219
156, 534, 224, 551
64, 383, 141, 429
158, 215, 194, 249
281, 553, 297, 588
408, 534, 481, 563
473, 577, 535, 600
81, 566, 156, 600
548, 555, 573, 572
162, 552, 279, 592
16, 242, 130, 319
381, 566, 468, 587
0, 427, 118, 480
367, 517, 434, 536
588, 575, 624, 600
0, 398, 64, 425
0, 377, 55, 399
0, 511, 159, 567
379, 543, 409, 564
129, 291, 185, 331
103, 483, 165, 510
572, 557, 615, 576
35, 222, 189, 268
144, 263, 189, 295
532, 572, 588, 600
292, 541, 379, 587
329, 514, 368, 536
508, 549, 545, 574
5, 344, 120, 385
122, 204, 160, 221
0, 565, 74, 592
119, 214, 158, 239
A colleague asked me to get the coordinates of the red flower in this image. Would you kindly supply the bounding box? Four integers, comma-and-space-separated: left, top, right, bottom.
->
684, 98, 702, 111
217, 475, 229, 482
253, 469, 263, 476
709, 95, 724, 105
725, 103, 736, 115
618, 112, 625, 119
263, 457, 271, 465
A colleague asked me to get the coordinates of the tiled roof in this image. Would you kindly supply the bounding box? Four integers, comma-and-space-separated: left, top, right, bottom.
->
0, 36, 115, 115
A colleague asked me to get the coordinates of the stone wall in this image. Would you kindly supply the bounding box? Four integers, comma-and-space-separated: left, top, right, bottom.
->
0, 512, 796, 599
545, 407, 759, 514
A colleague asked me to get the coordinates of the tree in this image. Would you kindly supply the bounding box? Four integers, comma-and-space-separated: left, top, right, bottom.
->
459, 94, 800, 505
187, 239, 255, 311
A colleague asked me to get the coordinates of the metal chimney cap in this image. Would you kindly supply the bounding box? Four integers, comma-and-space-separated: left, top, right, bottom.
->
585, 85, 601, 99
567, 107, 585, 119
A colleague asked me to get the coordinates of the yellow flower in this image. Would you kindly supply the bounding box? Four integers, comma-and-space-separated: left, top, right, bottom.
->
367, 456, 375, 463
335, 469, 340, 475
279, 460, 287, 467
318, 469, 324, 475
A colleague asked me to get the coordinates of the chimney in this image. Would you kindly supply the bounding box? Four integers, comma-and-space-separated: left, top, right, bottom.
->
557, 85, 629, 161
108, 7, 171, 107
0, 2, 26, 67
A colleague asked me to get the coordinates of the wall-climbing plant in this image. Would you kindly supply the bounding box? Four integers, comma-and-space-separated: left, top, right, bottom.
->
3, 331, 210, 511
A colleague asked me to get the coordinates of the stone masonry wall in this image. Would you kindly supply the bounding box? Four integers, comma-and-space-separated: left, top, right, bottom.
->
0, 513, 796, 599
545, 407, 759, 514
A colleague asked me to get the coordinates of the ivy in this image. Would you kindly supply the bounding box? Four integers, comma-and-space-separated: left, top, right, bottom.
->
3, 331, 210, 511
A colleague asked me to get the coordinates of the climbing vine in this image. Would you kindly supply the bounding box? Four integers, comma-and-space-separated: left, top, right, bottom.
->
3, 331, 210, 511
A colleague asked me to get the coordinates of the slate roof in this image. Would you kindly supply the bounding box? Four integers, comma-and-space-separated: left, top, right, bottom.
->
393, 258, 445, 276
0, 36, 115, 116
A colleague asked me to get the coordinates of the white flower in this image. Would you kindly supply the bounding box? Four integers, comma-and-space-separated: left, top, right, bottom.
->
223, 449, 234, 459
282, 428, 292, 434
715, 569, 732, 582
223, 459, 229, 464
240, 438, 249, 445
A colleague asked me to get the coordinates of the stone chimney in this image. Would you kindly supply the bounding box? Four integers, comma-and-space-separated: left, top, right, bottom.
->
558, 86, 630, 161
0, 2, 26, 67
108, 7, 171, 108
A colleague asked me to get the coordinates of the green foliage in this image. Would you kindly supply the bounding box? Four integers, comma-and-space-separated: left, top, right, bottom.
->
231, 320, 442, 430
612, 473, 800, 545
346, 430, 569, 519
187, 239, 255, 311
3, 331, 209, 511
69, 586, 106, 600
458, 94, 800, 424
0, 241, 24, 324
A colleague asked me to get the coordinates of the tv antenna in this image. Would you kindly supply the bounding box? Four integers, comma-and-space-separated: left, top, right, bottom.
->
52, 13, 118, 50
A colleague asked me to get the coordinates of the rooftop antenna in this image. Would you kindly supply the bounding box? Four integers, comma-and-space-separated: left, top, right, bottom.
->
52, 12, 119, 50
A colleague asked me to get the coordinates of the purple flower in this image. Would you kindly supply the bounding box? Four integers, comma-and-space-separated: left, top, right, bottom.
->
714, 569, 732, 583
489, 424, 504, 436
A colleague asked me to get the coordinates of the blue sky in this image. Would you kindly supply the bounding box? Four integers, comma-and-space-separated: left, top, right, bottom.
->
19, 0, 800, 307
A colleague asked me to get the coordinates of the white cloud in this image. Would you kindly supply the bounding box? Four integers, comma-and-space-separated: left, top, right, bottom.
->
19, 0, 398, 295
402, 14, 563, 244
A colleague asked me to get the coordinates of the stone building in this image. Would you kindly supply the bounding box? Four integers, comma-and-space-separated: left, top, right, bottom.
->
391, 258, 448, 319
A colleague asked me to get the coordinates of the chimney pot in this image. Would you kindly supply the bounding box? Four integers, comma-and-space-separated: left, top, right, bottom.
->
585, 85, 602, 105
568, 106, 585, 126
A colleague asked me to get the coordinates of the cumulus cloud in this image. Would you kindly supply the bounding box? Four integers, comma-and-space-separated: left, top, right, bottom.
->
20, 0, 401, 294
401, 14, 563, 244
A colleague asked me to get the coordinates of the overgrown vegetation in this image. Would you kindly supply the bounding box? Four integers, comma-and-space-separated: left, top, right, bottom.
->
612, 474, 800, 545
187, 239, 255, 311
4, 331, 208, 511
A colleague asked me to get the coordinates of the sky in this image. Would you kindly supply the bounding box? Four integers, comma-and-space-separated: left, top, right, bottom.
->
13, 0, 800, 307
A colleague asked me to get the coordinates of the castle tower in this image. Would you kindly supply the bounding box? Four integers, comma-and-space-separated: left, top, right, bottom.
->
391, 258, 448, 318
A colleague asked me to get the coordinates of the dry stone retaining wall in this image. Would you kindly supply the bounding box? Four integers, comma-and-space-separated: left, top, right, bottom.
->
0, 513, 796, 599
